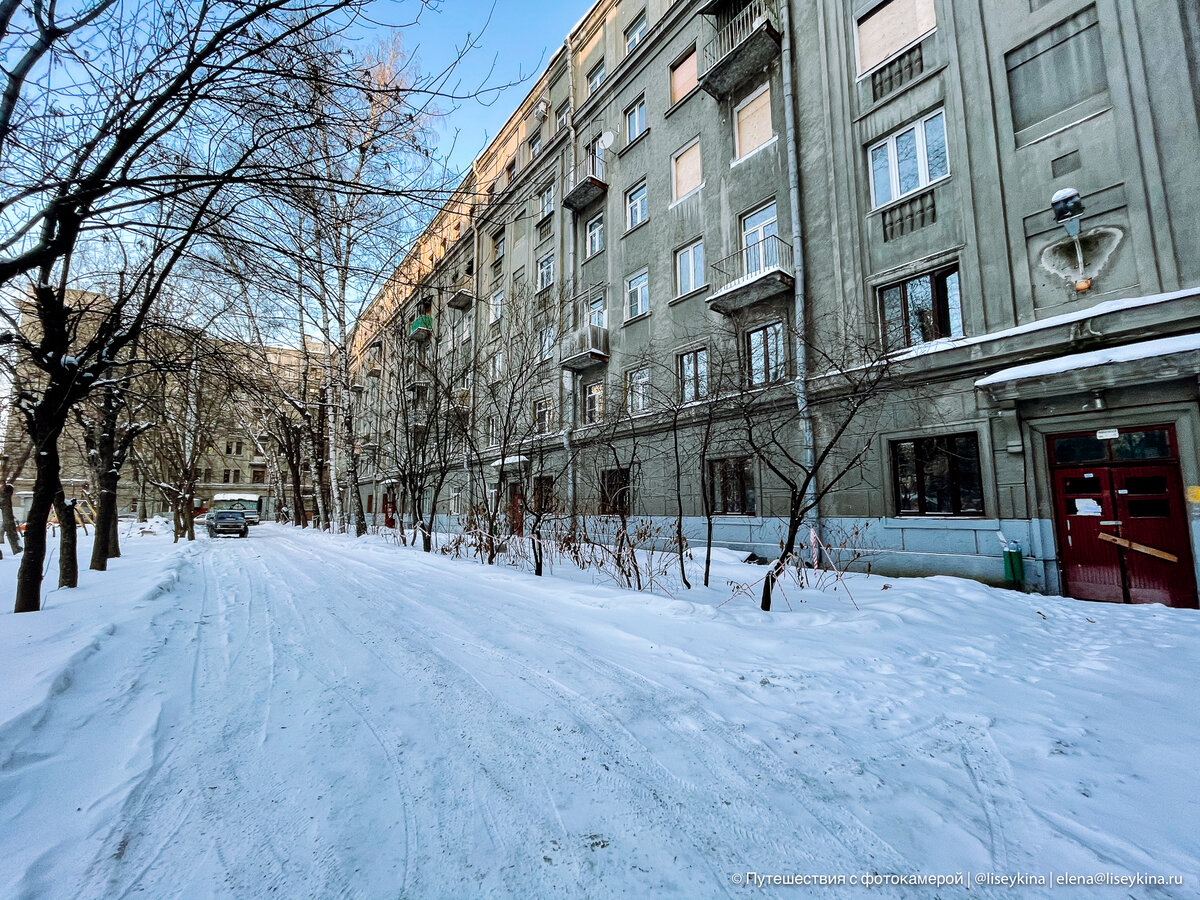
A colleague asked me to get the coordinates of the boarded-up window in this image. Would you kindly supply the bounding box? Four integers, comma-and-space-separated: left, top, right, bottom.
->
673, 140, 702, 200
857, 0, 936, 74
670, 50, 697, 104
735, 86, 772, 158
1006, 6, 1107, 133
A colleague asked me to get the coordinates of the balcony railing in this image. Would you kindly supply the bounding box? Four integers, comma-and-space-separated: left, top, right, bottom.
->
562, 155, 608, 212
560, 323, 610, 371
707, 234, 794, 313
700, 0, 781, 98
409, 315, 433, 341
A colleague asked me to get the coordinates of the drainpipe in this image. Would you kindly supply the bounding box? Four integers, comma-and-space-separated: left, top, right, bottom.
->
468, 160, 482, 513
563, 36, 578, 516
779, 0, 818, 538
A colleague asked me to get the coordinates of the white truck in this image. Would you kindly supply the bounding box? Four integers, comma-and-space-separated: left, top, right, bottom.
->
210, 493, 262, 525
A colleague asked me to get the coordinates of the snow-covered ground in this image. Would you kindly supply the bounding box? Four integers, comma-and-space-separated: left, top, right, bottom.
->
1, 524, 1196, 899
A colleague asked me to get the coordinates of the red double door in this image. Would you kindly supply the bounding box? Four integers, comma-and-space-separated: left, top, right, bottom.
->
1050, 426, 1197, 608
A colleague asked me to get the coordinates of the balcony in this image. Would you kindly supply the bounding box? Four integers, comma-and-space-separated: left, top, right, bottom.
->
562, 156, 608, 212
449, 387, 471, 416
699, 0, 781, 99
408, 400, 431, 431
706, 234, 794, 314
560, 324, 610, 371
447, 276, 475, 311
409, 315, 433, 342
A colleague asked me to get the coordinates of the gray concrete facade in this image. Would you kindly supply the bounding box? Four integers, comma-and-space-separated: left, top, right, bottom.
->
351, 0, 1200, 607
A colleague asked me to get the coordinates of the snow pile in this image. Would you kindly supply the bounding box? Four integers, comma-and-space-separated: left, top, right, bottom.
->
1, 525, 1196, 898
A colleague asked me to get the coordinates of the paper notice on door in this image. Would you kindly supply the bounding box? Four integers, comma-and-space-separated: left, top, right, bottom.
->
1074, 498, 1103, 516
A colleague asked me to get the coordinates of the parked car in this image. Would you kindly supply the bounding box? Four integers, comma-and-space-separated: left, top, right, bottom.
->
206, 510, 248, 538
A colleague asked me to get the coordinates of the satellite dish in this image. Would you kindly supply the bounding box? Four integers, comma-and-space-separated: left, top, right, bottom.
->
597, 131, 615, 150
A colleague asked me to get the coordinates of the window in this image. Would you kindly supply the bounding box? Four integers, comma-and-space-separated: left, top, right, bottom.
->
490, 289, 504, 323
529, 132, 542, 159
556, 102, 570, 132
747, 321, 784, 385
505, 160, 516, 186
626, 366, 651, 414
670, 48, 697, 104
539, 324, 556, 361
235, 441, 243, 456
586, 214, 604, 257
252, 469, 266, 485
587, 60, 606, 95
493, 232, 505, 260
223, 469, 231, 483
856, 0, 936, 74
225, 441, 234, 455
625, 268, 649, 319
734, 85, 773, 159
537, 252, 554, 291
585, 381, 604, 424
891, 433, 984, 516
880, 265, 962, 351
869, 109, 949, 208
202, 468, 212, 483
488, 348, 505, 383
741, 202, 779, 275
625, 11, 648, 54
672, 138, 702, 201
487, 416, 500, 447
532, 476, 555, 513
232, 470, 241, 484
534, 397, 555, 433
679, 347, 707, 401
588, 292, 606, 327
537, 184, 554, 220
626, 181, 647, 229
600, 467, 631, 516
1005, 6, 1107, 134
675, 239, 705, 296
626, 97, 646, 143
709, 458, 756, 515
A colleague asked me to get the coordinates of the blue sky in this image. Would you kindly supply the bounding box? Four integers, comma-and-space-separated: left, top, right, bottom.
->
378, 0, 587, 175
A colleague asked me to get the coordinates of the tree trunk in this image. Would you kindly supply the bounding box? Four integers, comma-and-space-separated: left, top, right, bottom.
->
90, 458, 118, 570
760, 493, 803, 612
15, 416, 65, 613
54, 489, 78, 589
1, 484, 22, 555
137, 473, 148, 522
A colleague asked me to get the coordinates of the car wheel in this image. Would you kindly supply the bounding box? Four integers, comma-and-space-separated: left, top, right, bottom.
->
241, 527, 248, 538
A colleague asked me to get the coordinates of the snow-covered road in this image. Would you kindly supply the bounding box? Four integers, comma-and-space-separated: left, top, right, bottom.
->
2, 525, 1197, 899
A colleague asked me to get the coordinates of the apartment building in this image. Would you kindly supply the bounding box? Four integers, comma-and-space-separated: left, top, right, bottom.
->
351, 0, 1200, 608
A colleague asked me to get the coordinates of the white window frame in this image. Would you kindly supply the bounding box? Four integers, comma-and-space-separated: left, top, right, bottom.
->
490, 289, 504, 323
626, 366, 651, 414
534, 397, 555, 433
539, 324, 556, 361
536, 252, 555, 292
556, 102, 570, 132
489, 348, 505, 383
537, 184, 554, 219
587, 293, 607, 328
868, 108, 950, 210
587, 60, 606, 95
493, 232, 505, 260
625, 268, 649, 320
584, 381, 604, 424
624, 11, 648, 55
625, 97, 647, 144
586, 214, 604, 257
529, 132, 542, 159
625, 181, 648, 230
733, 83, 774, 160
671, 137, 703, 203
674, 239, 706, 297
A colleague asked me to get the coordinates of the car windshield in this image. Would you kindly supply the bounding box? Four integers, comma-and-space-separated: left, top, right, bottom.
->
214, 512, 244, 520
